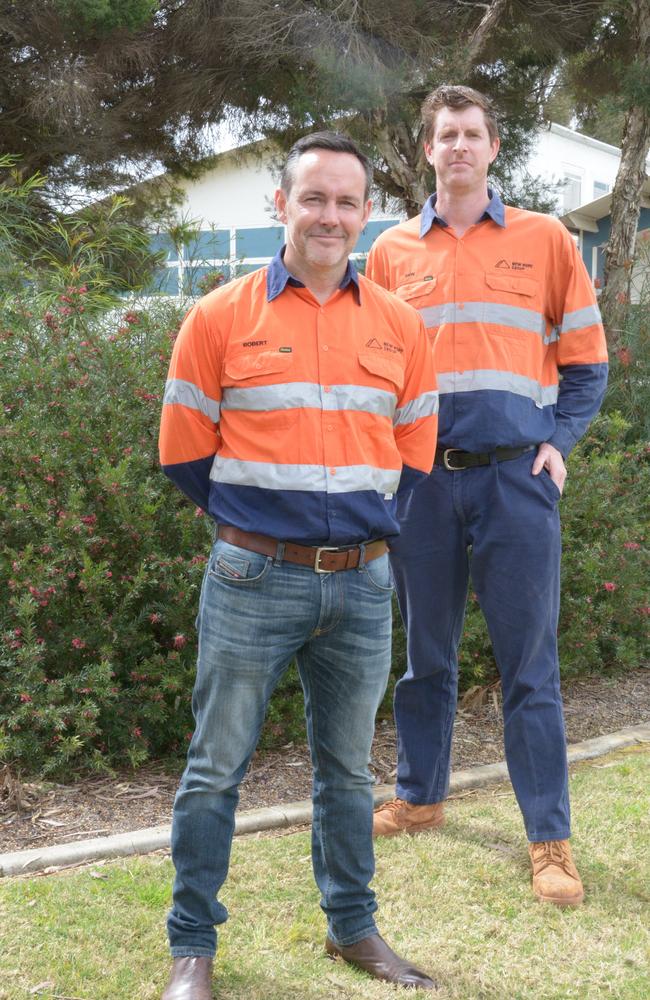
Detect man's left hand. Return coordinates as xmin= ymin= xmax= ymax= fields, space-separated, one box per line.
xmin=531 ymin=442 xmax=566 ymax=495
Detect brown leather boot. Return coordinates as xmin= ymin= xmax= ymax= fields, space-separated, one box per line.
xmin=326 ymin=933 xmax=438 ymax=990
xmin=373 ymin=798 xmax=445 ymax=837
xmin=529 ymin=839 xmax=584 ymax=907
xmin=161 ymin=957 xmax=214 ymax=1000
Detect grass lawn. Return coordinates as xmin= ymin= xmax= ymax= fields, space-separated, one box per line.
xmin=0 ymin=747 xmax=648 ymax=1000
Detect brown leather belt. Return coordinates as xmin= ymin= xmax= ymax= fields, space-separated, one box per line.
xmin=217 ymin=525 xmax=388 ymax=573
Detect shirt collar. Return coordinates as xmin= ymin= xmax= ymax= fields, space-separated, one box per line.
xmin=266 ymin=247 xmax=361 ymax=303
xmin=419 ymin=187 xmax=506 ymax=237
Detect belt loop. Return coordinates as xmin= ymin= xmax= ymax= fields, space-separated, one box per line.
xmin=489 ymin=452 xmax=498 ymax=465
xmin=273 ymin=541 xmax=285 ymax=566
xmin=357 ymin=542 xmax=367 ymax=570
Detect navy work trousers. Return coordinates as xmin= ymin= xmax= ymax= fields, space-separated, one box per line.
xmin=389 ymin=449 xmax=571 ymax=842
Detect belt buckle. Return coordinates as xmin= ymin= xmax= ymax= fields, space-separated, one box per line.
xmin=314 ymin=546 xmax=339 ymax=573
xmin=443 ymin=448 xmax=465 ymax=471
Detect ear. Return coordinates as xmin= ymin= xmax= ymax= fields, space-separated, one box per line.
xmin=423 ymin=141 xmax=434 ymax=166
xmin=489 ymin=137 xmax=500 ymax=164
xmin=361 ymin=199 xmax=372 ymax=228
xmin=274 ymin=188 xmax=288 ymax=223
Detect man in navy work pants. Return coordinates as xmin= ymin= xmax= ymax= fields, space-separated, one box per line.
xmin=158 ymin=132 xmax=439 ymax=999
xmin=367 ymin=85 xmax=608 ymax=907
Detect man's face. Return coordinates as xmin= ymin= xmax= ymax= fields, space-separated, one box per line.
xmin=275 ymin=149 xmax=371 ymax=276
xmin=424 ymin=105 xmax=499 ymax=194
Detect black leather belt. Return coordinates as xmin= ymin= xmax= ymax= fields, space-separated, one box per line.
xmin=217 ymin=525 xmax=388 ymax=573
xmin=435 ymin=445 xmax=535 ymax=471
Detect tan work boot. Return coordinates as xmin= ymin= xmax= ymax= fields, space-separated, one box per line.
xmin=373 ymin=798 xmax=445 ymax=838
xmin=528 ymin=839 xmax=584 ymax=907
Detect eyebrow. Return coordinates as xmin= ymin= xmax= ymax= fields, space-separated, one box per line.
xmin=300 ymin=188 xmax=362 ymax=203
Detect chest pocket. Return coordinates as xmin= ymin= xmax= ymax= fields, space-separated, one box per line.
xmin=485 ymin=273 xmax=539 ymax=302
xmin=224 ymin=350 xmax=294 ymax=383
xmin=223 ymin=350 xmax=297 ymax=429
xmin=393 ymin=276 xmax=439 ymax=307
xmin=358 ymin=351 xmax=405 ymax=395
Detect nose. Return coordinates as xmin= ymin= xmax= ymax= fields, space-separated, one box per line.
xmin=452 ymin=133 xmax=467 ymax=151
xmin=319 ymin=198 xmax=339 ymax=227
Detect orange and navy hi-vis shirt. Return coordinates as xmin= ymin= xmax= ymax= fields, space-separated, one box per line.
xmin=158 ymin=251 xmax=438 ymax=545
xmin=366 ymin=190 xmax=608 ymax=457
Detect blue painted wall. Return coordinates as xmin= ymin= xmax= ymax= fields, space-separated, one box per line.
xmin=581 ymin=207 xmax=650 ymax=284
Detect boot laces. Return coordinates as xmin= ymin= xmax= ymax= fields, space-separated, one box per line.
xmin=531 ymin=840 xmax=574 ymax=876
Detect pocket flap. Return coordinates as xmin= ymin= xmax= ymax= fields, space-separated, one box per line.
xmin=225 ymin=350 xmax=293 ymax=381
xmin=358 ymin=351 xmax=404 ymax=389
xmin=393 ymin=277 xmax=438 ymax=303
xmin=485 ymin=274 xmax=538 ymax=297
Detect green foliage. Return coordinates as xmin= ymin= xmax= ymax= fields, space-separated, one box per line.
xmin=54 ymin=0 xmax=156 ymax=34
xmin=0 ymin=297 xmax=212 ymax=775
xmin=0 ymin=157 xmax=161 ymax=311
xmin=557 ymin=413 xmax=649 ymax=677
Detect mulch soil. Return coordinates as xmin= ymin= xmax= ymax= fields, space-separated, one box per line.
xmin=1 ymin=669 xmax=649 ymax=856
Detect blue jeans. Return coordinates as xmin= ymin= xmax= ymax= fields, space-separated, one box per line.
xmin=167 ymin=539 xmax=394 ymax=957
xmin=390 ymin=451 xmax=570 ymax=842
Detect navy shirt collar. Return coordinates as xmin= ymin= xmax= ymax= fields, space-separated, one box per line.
xmin=266 ymin=247 xmax=361 ymax=303
xmin=419 ymin=187 xmax=506 ymax=237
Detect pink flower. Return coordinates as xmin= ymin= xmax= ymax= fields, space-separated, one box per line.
xmin=173 ymin=634 xmax=187 ymax=650
xmin=71 ymin=637 xmax=86 ymax=649
xmin=19 ymin=693 xmax=32 ymax=703
xmin=603 ymin=582 xmax=617 ymax=592
xmin=132 ymin=727 xmax=143 ymax=738
xmin=149 ymin=612 xmax=162 ymax=624
xmin=623 ymin=542 xmax=640 ymax=550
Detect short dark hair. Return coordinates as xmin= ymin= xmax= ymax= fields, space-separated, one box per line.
xmin=280 ymin=131 xmax=373 ymax=201
xmin=421 ymin=85 xmax=499 ymax=144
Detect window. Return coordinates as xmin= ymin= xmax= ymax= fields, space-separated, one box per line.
xmin=563 ymin=172 xmax=582 ymax=212
xmin=593 ymin=181 xmax=610 ymax=199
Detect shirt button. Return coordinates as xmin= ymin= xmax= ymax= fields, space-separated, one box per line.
xmin=458 ymin=303 xmax=464 ymax=310
xmin=323 ymin=386 xmax=331 ymax=393
xmin=322 ymin=345 xmax=329 ymax=351
xmin=255 ymin=362 xmax=262 ymax=368
xmin=326 ymin=424 xmax=334 ymax=431
xmin=330 ymin=468 xmax=337 ymax=475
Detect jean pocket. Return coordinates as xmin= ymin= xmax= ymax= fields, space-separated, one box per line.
xmin=208 ymin=541 xmax=272 ymax=584
xmin=360 ymin=553 xmax=394 ymax=593
xmin=537 ymin=468 xmax=562 ymax=502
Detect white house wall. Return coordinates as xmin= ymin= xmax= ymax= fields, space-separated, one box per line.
xmin=526 ymin=124 xmax=621 ymax=214
xmin=178 ymin=148 xmax=280 ymax=228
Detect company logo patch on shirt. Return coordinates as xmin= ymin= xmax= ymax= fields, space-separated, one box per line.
xmin=495 ymin=259 xmax=534 ymax=271
xmin=366 ymin=338 xmax=403 ymax=355
xmin=278 ymin=346 xmax=292 ymax=353
xmin=242 ymin=339 xmax=268 ymax=348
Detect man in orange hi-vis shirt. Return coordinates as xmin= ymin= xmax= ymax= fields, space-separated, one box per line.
xmin=158 ymin=133 xmax=439 ymax=999
xmin=367 ymin=86 xmax=608 ymax=909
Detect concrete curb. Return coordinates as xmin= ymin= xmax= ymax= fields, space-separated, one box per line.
xmin=1 ymin=722 xmax=648 ymax=878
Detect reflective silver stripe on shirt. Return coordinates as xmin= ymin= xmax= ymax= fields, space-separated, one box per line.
xmin=394 ymin=390 xmax=439 ymax=426
xmin=437 ymin=370 xmax=559 ymax=407
xmin=210 ymin=457 xmax=400 ymax=495
xmin=418 ymin=301 xmax=546 ymax=337
xmin=559 ymin=304 xmax=602 ymax=334
xmin=164 ymin=378 xmax=221 ymax=423
xmin=221 ymin=381 xmax=396 ymax=417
